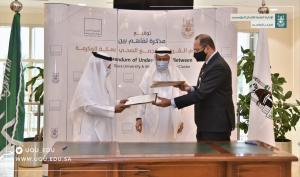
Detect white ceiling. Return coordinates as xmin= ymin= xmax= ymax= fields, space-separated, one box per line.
xmin=0 ymin=0 xmax=299 ymax=17
xmin=0 ymin=0 xmax=113 ymax=8
xmin=196 ymin=0 xmax=299 ymax=17
xmin=0 ymin=0 xmax=113 ymax=13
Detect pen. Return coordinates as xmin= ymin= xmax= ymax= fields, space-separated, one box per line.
xmin=245 ymin=141 xmax=258 ymax=146
xmin=62 ymin=145 xmax=68 ymax=151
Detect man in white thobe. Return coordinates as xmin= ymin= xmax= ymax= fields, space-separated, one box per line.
xmin=70 ymin=52 xmax=129 ymax=142
xmin=135 ymin=47 xmax=185 ymax=142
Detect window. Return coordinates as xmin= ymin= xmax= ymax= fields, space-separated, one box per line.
xmin=0 ymin=26 xmax=29 ymax=59
xmin=31 ymin=27 xmax=44 ymax=59
xmin=0 ymin=25 xmax=44 ymax=139
xmin=237 ymin=32 xmax=258 ymax=141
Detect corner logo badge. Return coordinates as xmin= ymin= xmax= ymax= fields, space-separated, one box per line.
xmin=275 ymin=13 xmax=287 ymax=28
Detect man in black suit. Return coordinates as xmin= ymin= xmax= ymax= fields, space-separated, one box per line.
xmin=153 ymin=34 xmax=235 ymax=141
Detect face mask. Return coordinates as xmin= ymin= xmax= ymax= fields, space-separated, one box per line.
xmin=193 ymin=50 xmax=207 ymax=62
xmin=156 ymin=61 xmax=169 ymax=72
xmin=105 ymin=67 xmax=111 ymax=77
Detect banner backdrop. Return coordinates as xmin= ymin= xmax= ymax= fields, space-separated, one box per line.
xmin=44 ymin=4 xmax=237 ymax=149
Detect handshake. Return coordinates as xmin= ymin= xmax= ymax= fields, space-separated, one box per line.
xmin=152 ymin=82 xmax=192 ymax=107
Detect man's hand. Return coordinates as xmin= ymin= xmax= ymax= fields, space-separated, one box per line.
xmin=152 ymin=96 xmax=171 ymax=107
xmin=135 ymin=118 xmax=143 ymax=133
xmin=115 ymin=99 xmax=130 ymax=113
xmin=177 ymin=122 xmax=184 ymax=134
xmin=174 ymin=82 xmax=192 ymax=92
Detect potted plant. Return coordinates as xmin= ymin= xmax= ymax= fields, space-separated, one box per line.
xmin=237 ymin=47 xmax=300 ymax=152
xmin=17 ymin=66 xmax=44 ymax=167
xmin=26 ymin=66 xmax=44 ymax=105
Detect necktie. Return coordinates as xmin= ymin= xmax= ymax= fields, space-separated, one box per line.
xmin=200 ymin=63 xmax=207 ymax=74
xmin=197 ymin=63 xmax=207 ymax=88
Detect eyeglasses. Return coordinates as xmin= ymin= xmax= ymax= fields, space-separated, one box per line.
xmin=194 ymin=47 xmax=205 ymax=53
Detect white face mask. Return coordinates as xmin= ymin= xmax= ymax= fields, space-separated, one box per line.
xmin=156 ymin=60 xmax=169 ymax=72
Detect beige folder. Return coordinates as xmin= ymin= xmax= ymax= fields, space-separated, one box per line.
xmin=150 ymin=81 xmax=185 ymax=88
xmin=124 ymin=93 xmax=158 ymax=106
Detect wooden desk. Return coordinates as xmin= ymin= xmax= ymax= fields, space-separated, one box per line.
xmin=43 ymin=141 xmax=298 ymax=177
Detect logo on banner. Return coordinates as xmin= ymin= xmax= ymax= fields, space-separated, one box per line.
xmin=275 ymin=13 xmax=287 ymax=28
xmin=250 ymin=77 xmax=273 ymax=119
xmin=181 ymin=18 xmax=194 ymax=39
xmin=84 ymin=18 xmax=103 ymax=37
xmin=51 ymin=128 xmax=59 ymax=139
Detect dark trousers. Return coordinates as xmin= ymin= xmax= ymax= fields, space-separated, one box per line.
xmin=196 ymin=132 xmax=231 ymax=142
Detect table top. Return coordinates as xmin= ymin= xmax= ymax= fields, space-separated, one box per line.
xmin=43 ymin=141 xmax=298 ymax=164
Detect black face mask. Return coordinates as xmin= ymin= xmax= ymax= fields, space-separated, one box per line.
xmin=193 ymin=50 xmax=207 ymax=62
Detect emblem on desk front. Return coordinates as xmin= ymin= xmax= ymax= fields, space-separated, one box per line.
xmin=250 ymin=77 xmax=273 ymax=119
xmin=181 ymin=18 xmax=194 ymax=39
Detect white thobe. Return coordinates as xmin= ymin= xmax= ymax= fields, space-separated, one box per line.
xmin=138 ymin=66 xmax=185 ymax=142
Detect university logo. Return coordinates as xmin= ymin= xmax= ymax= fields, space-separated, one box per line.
xmin=250 ymin=77 xmax=273 ymax=119
xmin=275 ymin=13 xmax=287 ymax=28
xmin=181 ymin=18 xmax=194 ymax=39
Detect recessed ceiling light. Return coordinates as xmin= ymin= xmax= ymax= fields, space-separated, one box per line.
xmin=78 ymin=3 xmax=86 ymax=6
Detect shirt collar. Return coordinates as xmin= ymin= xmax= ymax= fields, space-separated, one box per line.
xmin=205 ymin=50 xmax=217 ymax=64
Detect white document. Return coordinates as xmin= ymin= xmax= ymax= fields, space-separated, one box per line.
xmin=150 ymin=81 xmax=185 ymax=88
xmin=125 ymin=93 xmax=158 ymax=106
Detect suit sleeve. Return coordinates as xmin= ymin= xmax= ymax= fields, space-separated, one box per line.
xmin=174 ymin=65 xmax=226 ymax=109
